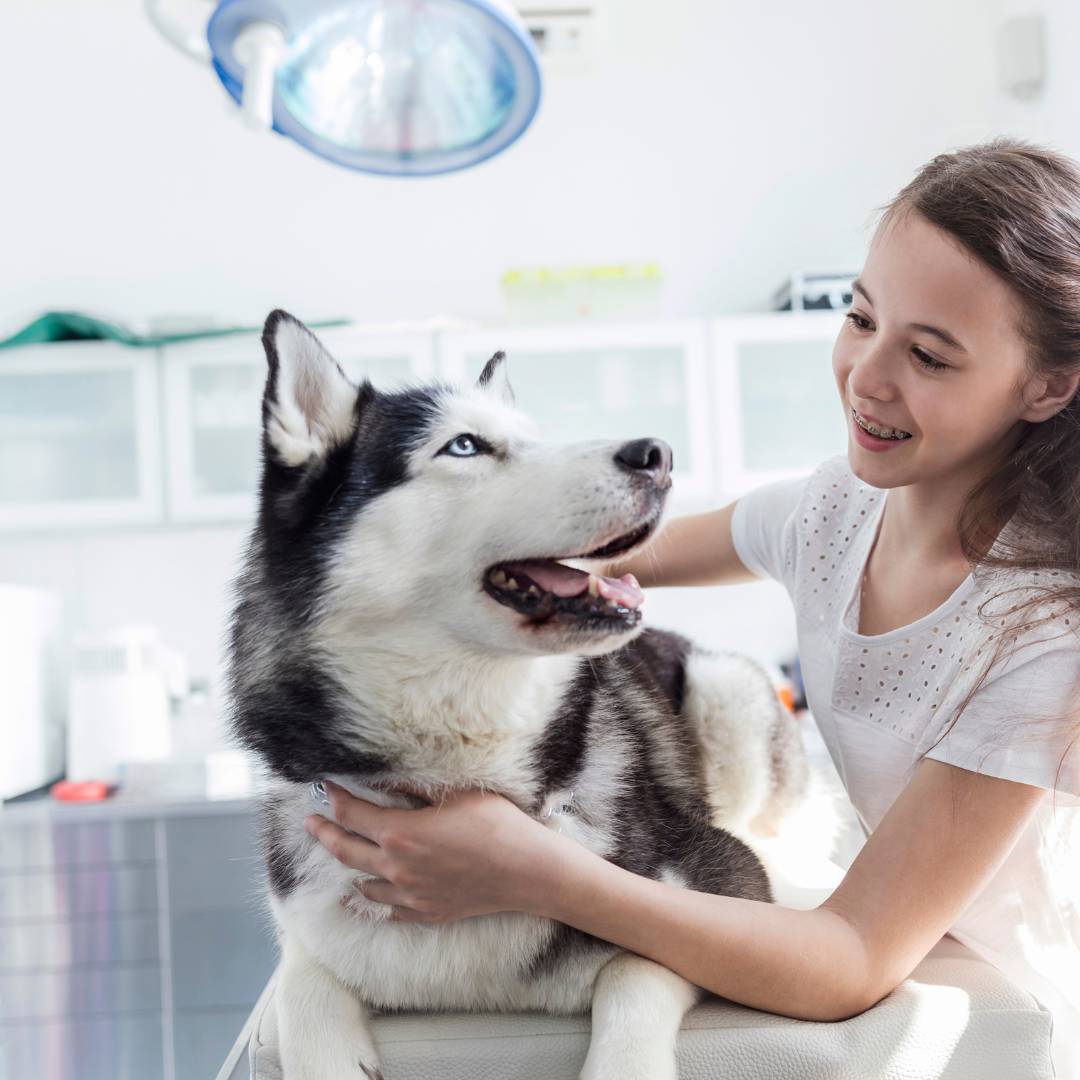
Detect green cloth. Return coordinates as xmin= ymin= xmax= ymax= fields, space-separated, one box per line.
xmin=0 ymin=312 xmax=348 ymax=350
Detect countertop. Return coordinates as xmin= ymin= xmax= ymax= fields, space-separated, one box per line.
xmin=0 ymin=755 xmax=266 ymax=824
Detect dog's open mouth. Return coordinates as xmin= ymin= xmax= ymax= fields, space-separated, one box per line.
xmin=482 ymin=518 xmax=656 ymax=630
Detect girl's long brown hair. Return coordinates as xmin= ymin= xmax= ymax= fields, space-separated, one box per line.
xmin=882 ymin=139 xmax=1080 ymax=810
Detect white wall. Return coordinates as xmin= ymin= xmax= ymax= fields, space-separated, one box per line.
xmin=3 ymin=0 xmax=1003 ymax=329
xmin=990 ymin=0 xmax=1080 ymax=157
xmin=4 ymin=0 xmax=1072 ymax=758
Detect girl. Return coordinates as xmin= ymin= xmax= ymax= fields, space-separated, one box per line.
xmin=305 ymin=139 xmax=1080 ymax=1077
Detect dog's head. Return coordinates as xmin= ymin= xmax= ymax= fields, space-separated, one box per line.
xmin=256 ymin=310 xmax=671 ymax=658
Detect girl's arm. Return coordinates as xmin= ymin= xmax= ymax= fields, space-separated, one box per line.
xmin=603 ymin=500 xmax=760 ymax=587
xmin=528 ymin=758 xmax=1046 ymax=1020
xmin=308 ymin=761 xmax=1046 ymax=1022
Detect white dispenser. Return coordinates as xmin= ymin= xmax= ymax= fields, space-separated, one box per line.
xmin=66 ymin=625 xmax=185 ymax=785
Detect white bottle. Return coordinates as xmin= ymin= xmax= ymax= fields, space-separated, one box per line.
xmin=66 ymin=625 xmax=175 ymax=785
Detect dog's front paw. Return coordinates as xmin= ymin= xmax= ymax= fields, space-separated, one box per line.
xmin=579 ymin=1047 xmax=677 ymax=1080
xmin=359 ymin=1065 xmax=384 ymax=1080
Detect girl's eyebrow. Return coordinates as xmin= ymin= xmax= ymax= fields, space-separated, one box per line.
xmin=911 ymin=323 xmax=968 ymax=354
xmin=852 ymin=278 xmax=968 ymax=354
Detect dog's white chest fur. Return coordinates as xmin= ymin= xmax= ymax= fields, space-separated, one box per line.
xmin=277 ymin=887 xmax=602 ymax=1014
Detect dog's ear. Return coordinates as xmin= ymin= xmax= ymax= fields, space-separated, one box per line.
xmin=260 ymin=310 xmax=372 ymax=467
xmin=476 ymin=350 xmax=515 ymax=406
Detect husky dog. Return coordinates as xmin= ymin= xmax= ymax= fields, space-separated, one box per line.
xmin=226 ymin=311 xmax=810 ymax=1080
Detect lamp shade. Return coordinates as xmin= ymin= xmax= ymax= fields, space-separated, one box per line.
xmin=206 ymin=0 xmax=542 ymax=175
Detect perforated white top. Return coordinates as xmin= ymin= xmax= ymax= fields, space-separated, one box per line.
xmin=732 ymin=455 xmax=1080 ymax=1078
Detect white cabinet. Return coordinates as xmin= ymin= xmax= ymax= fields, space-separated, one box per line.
xmin=162 ymin=329 xmax=434 ymax=522
xmin=710 ymin=312 xmax=847 ymax=496
xmin=0 ymin=314 xmax=850 ymax=531
xmin=439 ymin=321 xmax=714 ymax=499
xmin=0 ymin=343 xmax=162 ymax=530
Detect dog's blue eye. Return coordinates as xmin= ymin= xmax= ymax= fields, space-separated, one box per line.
xmin=437 ymin=433 xmax=495 ymax=458
xmin=445 ymin=434 xmax=479 ymax=457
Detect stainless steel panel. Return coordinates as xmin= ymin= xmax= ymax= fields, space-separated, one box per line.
xmin=0 ymin=865 xmax=158 ymax=921
xmin=174 ymin=1008 xmax=252 ymax=1080
xmin=170 ymin=908 xmax=276 ymax=1009
xmin=0 ymin=818 xmax=156 ymax=871
xmin=165 ymin=813 xmax=263 ymax=913
xmin=0 ymin=963 xmax=161 ymax=1021
xmin=0 ymin=913 xmax=160 ymax=971
xmin=0 ymin=1012 xmax=164 ymax=1080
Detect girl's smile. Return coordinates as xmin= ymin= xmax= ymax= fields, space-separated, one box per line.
xmin=850 ymin=407 xmax=912 ymax=452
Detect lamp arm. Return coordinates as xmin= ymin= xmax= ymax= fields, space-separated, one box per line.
xmin=145 ymin=0 xmax=214 ymax=63
xmin=233 ymin=22 xmax=287 ymax=130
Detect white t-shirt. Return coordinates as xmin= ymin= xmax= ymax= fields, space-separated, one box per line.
xmin=731 ymin=454 xmax=1080 ymax=1079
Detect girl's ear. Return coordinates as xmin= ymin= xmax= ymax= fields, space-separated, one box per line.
xmin=1020 ymin=369 xmax=1080 ymax=423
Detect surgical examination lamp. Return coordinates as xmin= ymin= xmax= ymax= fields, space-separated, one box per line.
xmin=145 ymin=0 xmax=543 ymax=175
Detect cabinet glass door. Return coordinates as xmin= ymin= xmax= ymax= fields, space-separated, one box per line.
xmin=163 ymin=329 xmax=434 ymax=522
xmin=439 ymin=322 xmax=713 ymax=499
xmin=188 ymin=359 xmax=263 ymax=503
xmin=0 ymin=343 xmax=162 ymax=530
xmin=711 ymin=313 xmax=847 ymax=496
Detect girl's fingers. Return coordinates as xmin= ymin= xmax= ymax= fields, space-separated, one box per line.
xmin=388 ymin=906 xmax=439 ymax=924
xmin=323 ymin=780 xmax=399 ymax=840
xmin=356 ymin=876 xmax=400 ymax=906
xmin=357 ymin=879 xmax=438 ymax=923
xmin=304 ymin=815 xmax=383 ymax=874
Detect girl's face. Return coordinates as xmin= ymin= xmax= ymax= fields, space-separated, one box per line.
xmin=832 ymin=208 xmax=1035 ymax=493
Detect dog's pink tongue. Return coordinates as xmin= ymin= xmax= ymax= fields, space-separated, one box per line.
xmin=596 ymin=573 xmax=645 ymax=609
xmin=502 ymin=561 xmax=644 ymax=610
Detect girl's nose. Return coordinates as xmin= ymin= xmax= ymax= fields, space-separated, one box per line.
xmin=848 ymin=345 xmax=898 ymax=404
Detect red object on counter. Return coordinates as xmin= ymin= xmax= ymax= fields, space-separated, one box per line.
xmin=50 ymin=780 xmax=114 ymax=802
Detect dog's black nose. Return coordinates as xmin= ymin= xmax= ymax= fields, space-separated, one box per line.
xmin=614 ymin=438 xmax=673 ymax=486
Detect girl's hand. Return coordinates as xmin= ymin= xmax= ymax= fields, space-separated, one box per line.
xmin=304 ymin=781 xmax=557 ymax=923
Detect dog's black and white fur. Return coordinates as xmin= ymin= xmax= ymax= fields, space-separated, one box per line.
xmin=226 ymin=311 xmax=811 ymax=1080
